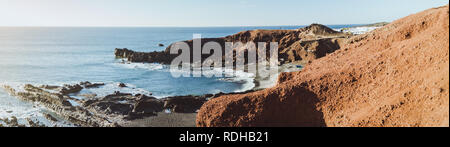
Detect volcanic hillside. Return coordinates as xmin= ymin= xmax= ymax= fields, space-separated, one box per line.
xmin=197 ymin=5 xmax=450 ymax=127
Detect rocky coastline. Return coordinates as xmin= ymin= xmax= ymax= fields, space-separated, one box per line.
xmin=1 ymin=22 xmax=406 ymax=127
xmin=1 ymin=24 xmax=356 ymax=127
xmin=1 ymin=82 xmax=256 ymax=127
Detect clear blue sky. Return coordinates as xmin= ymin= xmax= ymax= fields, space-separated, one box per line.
xmin=0 ymin=0 xmax=448 ymax=27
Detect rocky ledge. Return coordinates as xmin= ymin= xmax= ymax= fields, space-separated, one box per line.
xmin=1 ymin=82 xmax=255 ymax=127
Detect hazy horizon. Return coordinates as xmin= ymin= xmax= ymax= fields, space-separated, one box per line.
xmin=0 ymin=24 xmax=368 ymax=28
xmin=0 ymin=0 xmax=448 ymax=27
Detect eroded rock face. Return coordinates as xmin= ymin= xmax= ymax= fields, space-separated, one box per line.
xmin=115 ymin=24 xmax=352 ymax=65
xmin=22 ymin=84 xmax=73 ymax=107
xmin=114 ymin=48 xmax=177 ymax=64
xmin=3 ymin=84 xmax=116 ymax=127
xmin=197 ymin=5 xmax=450 ymax=127
xmin=280 ymin=38 xmax=345 ymax=63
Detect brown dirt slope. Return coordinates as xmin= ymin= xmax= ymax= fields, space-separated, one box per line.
xmin=197 ymin=5 xmax=449 ymax=127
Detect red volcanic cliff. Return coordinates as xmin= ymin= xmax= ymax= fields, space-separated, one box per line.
xmin=197 ymin=5 xmax=449 ymax=127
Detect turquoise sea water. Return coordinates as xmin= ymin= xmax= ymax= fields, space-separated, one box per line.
xmin=0 ymin=25 xmax=358 ymax=125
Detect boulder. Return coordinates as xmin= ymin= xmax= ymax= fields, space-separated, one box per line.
xmin=132 ymin=99 xmax=164 ymax=114
xmin=118 ymin=83 xmax=127 ymax=88
xmin=163 ymin=96 xmax=207 ymax=113
xmin=59 ymin=84 xmax=83 ymax=95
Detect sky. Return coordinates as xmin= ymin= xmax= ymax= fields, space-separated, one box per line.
xmin=0 ymin=0 xmax=448 ymax=27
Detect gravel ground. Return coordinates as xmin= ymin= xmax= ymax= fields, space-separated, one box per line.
xmin=120 ymin=112 xmax=197 ymax=127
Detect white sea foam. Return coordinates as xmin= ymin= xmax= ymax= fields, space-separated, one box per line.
xmin=218 ymin=68 xmax=256 ymax=92
xmin=169 ymin=66 xmax=256 ymax=93
xmin=252 ymin=63 xmax=303 ymax=90
xmin=335 ymin=26 xmax=380 ymax=35
xmin=114 ymin=61 xmax=257 ymax=94
xmin=0 ymin=86 xmax=75 ymax=127
xmin=75 ymin=82 xmax=154 ymax=99
xmin=113 ymin=62 xmax=165 ymax=71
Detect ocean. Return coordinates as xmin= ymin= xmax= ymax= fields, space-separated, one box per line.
xmin=0 ymin=25 xmax=359 ymax=126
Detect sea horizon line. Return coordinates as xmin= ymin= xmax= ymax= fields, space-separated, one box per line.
xmin=0 ymin=23 xmax=373 ymax=28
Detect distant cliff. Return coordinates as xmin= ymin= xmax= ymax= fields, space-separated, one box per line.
xmin=115 ymin=24 xmax=352 ymax=65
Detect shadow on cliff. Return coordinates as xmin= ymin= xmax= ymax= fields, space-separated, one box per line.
xmin=254 ymin=85 xmax=326 ymax=127
xmin=211 ymin=84 xmax=326 ymax=127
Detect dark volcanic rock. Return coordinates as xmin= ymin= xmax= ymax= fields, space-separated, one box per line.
xmin=39 ymin=85 xmax=60 ymax=90
xmin=93 ymin=101 xmax=133 ymax=115
xmin=163 ymin=96 xmax=208 ymax=113
xmin=133 ymin=99 xmax=163 ymax=113
xmin=59 ymin=84 xmax=83 ymax=95
xmin=127 ymin=99 xmax=164 ymax=119
xmin=115 ymin=48 xmax=177 ymax=64
xmin=118 ymin=83 xmax=127 ymax=88
xmin=80 ymin=81 xmax=105 ymax=88
xmin=103 ymin=91 xmax=132 ymax=101
xmin=135 ymin=94 xmax=155 ymax=101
